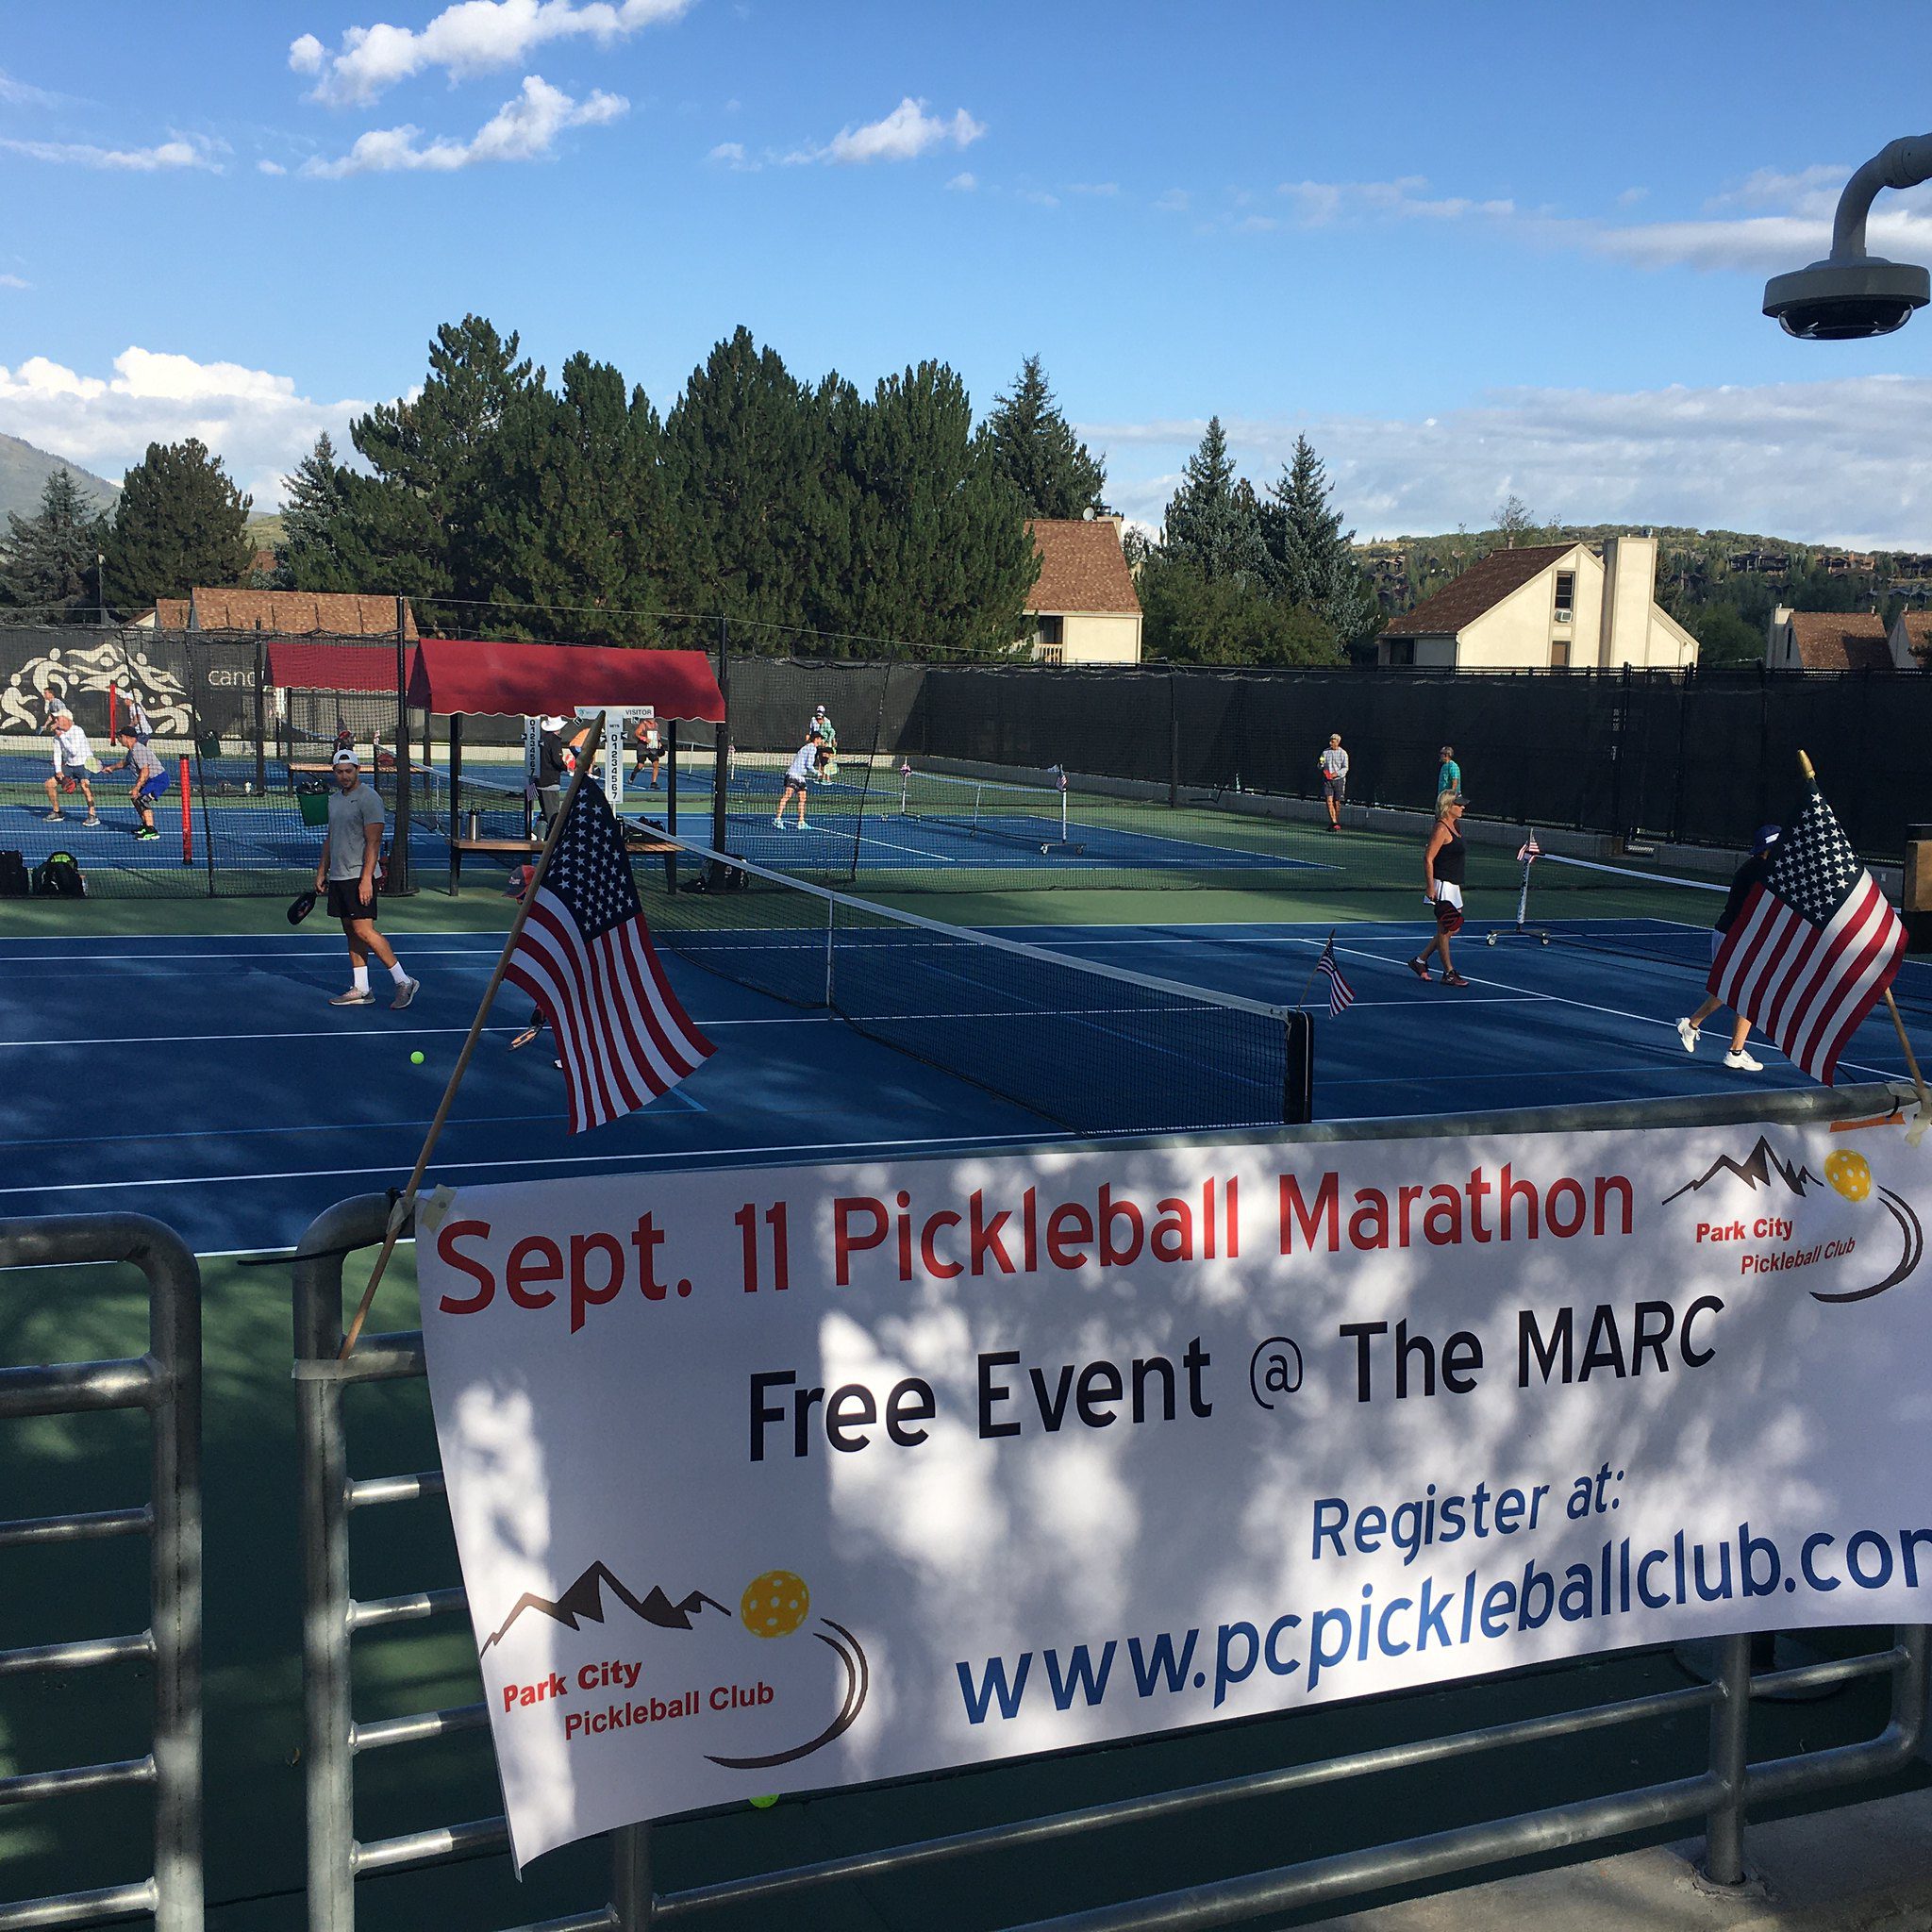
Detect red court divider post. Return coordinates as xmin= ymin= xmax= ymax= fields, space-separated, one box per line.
xmin=178 ymin=758 xmax=192 ymax=866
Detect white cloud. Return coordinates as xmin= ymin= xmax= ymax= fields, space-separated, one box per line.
xmin=0 ymin=275 xmax=28 ymax=291
xmin=0 ymin=347 xmax=369 ymax=508
xmin=1017 ymin=188 xmax=1059 ymax=208
xmin=945 ymin=171 xmax=975 ymax=192
xmin=294 ymin=0 xmax=690 ymax=108
xmin=257 ymin=158 xmax=288 ymax=176
xmin=1088 ymin=374 xmax=1932 ymax=551
xmin=0 ymin=136 xmax=221 ymax=173
xmin=1068 ymin=181 xmax=1117 ymax=197
xmin=1277 ymin=175 xmax=1516 ymax=225
xmin=0 ymin=69 xmax=72 ymax=108
xmin=708 ymin=140 xmax=756 ymax=171
xmin=790 ymin=97 xmax=985 ymax=166
xmin=303 ymin=75 xmax=626 ymax=177
xmin=1616 ymin=186 xmax=1648 ymax=208
xmin=1153 ymin=187 xmax=1189 ymax=214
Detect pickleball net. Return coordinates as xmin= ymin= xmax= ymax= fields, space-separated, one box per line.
xmin=1502 ymin=844 xmax=1932 ymax=1018
xmin=641 ymin=830 xmax=1311 ymax=1134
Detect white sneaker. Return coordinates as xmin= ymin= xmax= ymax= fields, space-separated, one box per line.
xmin=329 ymin=988 xmax=375 ymax=1007
xmin=796 ymin=820 xmax=810 ymax=832
xmin=1675 ymin=1017 xmax=1699 ymax=1055
xmin=391 ymin=977 xmax=420 ymax=1010
xmin=773 ymin=815 xmax=784 ymax=827
xmin=1724 ymin=1048 xmax=1763 ymax=1073
xmin=83 ymin=813 xmax=101 ymax=827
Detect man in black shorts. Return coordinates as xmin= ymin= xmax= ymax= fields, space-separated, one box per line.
xmin=313 ymin=749 xmax=418 ymax=1009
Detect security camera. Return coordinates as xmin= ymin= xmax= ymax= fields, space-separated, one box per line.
xmin=1762 ymin=256 xmax=1929 ymax=341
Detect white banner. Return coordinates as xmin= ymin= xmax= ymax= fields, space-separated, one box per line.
xmin=416 ymin=1114 xmax=1931 ymax=1866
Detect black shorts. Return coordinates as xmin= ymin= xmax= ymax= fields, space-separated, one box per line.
xmin=326 ymin=878 xmax=377 ymax=921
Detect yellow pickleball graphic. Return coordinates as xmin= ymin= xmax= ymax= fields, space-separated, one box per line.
xmin=741 ymin=1570 xmax=810 ymax=1639
xmin=1824 ymin=1149 xmax=1873 ymax=1203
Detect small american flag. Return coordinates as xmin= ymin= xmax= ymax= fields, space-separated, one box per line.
xmin=1710 ymin=785 xmax=1906 ymax=1086
xmin=1517 ymin=831 xmax=1542 ymax=864
xmin=505 ymin=780 xmax=714 ymax=1132
xmin=1316 ymin=933 xmax=1356 ymax=1017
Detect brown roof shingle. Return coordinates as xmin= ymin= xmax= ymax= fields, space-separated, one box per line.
xmin=1786 ymin=610 xmax=1889 ymax=672
xmin=160 ymin=590 xmax=419 ymax=638
xmin=1026 ymin=519 xmax=1141 ymax=616
xmin=1896 ymin=610 xmax=1932 ymax=665
xmin=1382 ymin=542 xmax=1574 ymax=638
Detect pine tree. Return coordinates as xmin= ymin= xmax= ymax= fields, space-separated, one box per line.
xmin=350 ymin=314 xmax=537 ymax=615
xmin=659 ymin=327 xmax=844 ymax=634
xmin=0 ymin=470 xmax=110 ymax=614
xmin=1140 ymin=553 xmax=1341 ymax=665
xmin=984 ymin=355 xmax=1107 ymax=520
xmin=1160 ymin=418 xmax=1265 ymax=581
xmin=474 ymin=354 xmax=673 ymax=642
xmin=828 ymin=360 xmax=1038 ymax=654
xmin=102 ymin=439 xmax=253 ymax=608
xmin=1261 ymin=434 xmax=1379 ymax=641
xmin=278 ymin=433 xmax=355 ymax=591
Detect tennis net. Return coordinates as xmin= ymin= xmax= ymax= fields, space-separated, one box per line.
xmin=640 ymin=830 xmax=1310 ymax=1135
xmin=1503 ymin=845 xmax=1932 ymax=1017
xmin=897 ymin=765 xmax=1074 ymax=851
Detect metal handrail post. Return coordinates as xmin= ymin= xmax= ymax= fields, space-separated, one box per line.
xmin=0 ymin=1213 xmax=205 ymax=1932
xmin=295 ymin=1194 xmax=394 ymax=1932
xmin=610 ymin=1824 xmax=653 ymax=1930
xmin=1700 ymin=1631 xmax=1753 ymax=1886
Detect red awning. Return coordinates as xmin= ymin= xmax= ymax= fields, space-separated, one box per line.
xmin=266 ymin=639 xmax=415 ymax=694
xmin=407 ymin=639 xmax=725 ymax=722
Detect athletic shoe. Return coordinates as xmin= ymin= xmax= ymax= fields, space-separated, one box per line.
xmin=391 ymin=977 xmax=420 ymax=1010
xmin=83 ymin=814 xmax=101 ymax=827
xmin=1724 ymin=1048 xmax=1764 ymax=1073
xmin=329 ymin=988 xmax=375 ymax=1007
xmin=1441 ymin=971 xmax=1471 ymax=987
xmin=44 ymin=810 xmax=64 ymax=821
xmin=1407 ymin=957 xmax=1431 ymax=982
xmin=135 ymin=826 xmax=159 ymax=841
xmin=797 ymin=820 xmax=810 ymax=832
xmin=1675 ymin=1017 xmax=1699 ymax=1054
xmin=773 ymin=815 xmax=785 ymax=827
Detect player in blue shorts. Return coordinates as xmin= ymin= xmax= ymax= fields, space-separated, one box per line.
xmin=102 ymin=725 xmax=171 ymax=840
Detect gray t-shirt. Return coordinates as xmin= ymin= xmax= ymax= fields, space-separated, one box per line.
xmin=325 ymin=781 xmax=386 ymax=880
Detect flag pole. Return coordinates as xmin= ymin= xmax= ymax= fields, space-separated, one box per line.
xmin=338 ymin=711 xmax=608 ymax=1361
xmin=1800 ymin=748 xmax=1928 ymax=1110
xmin=1293 ymin=929 xmax=1335 ymax=1011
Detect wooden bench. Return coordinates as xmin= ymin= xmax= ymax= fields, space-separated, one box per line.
xmin=446 ymin=826 xmax=682 ymax=896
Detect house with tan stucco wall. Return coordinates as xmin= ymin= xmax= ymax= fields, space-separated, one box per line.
xmin=1378 ymin=536 xmax=1697 ymax=671
xmin=1023 ymin=516 xmax=1142 ymax=664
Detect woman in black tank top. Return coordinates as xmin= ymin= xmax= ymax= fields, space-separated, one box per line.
xmin=1409 ymin=795 xmax=1471 ymax=987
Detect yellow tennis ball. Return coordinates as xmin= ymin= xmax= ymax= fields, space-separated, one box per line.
xmin=409 ymin=1050 xmax=425 ymax=1065
xmin=1824 ymin=1149 xmax=1872 ymax=1203
xmin=749 ymin=1793 xmax=778 ymax=1809
xmin=741 ymin=1570 xmax=809 ymax=1639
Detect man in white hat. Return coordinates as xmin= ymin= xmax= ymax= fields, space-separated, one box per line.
xmin=312 ymin=748 xmax=418 ymax=1009
xmin=535 ymin=715 xmax=570 ymax=829
xmin=42 ymin=707 xmax=99 ymax=825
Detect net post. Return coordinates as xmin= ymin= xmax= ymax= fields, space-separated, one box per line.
xmin=391 ymin=596 xmax=413 ymax=894
xmin=1168 ymin=669 xmax=1179 ymax=809
xmin=1282 ymin=1009 xmax=1313 ymax=1124
xmin=666 ymin=722 xmax=678 ymax=835
xmin=178 ymin=758 xmax=192 ymax=867
xmin=253 ymin=630 xmax=267 ymax=798
xmin=446 ymin=711 xmax=464 ymax=894
xmin=711 ymin=614 xmax=730 ymax=858
xmin=109 ymin=683 xmax=118 ymax=742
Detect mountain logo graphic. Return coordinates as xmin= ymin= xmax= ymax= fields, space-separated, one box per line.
xmin=480 ymin=1563 xmax=729 ymax=1654
xmin=1663 ymin=1135 xmax=1923 ymax=1305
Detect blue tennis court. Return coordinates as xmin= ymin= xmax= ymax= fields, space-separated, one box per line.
xmin=4 ymin=912 xmax=1924 ymax=1256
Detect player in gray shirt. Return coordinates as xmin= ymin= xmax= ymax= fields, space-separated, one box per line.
xmin=313 ymin=750 xmax=419 ymax=1009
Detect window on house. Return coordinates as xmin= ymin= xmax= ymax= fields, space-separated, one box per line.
xmin=1034 ymin=614 xmax=1063 ymax=649
xmin=1385 ymin=639 xmax=1415 ymax=666
xmin=1550 ymin=638 xmax=1571 ymax=669
xmin=1554 ymin=571 xmax=1574 ymax=621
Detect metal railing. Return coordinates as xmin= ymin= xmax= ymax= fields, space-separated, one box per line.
xmin=292 ymin=1083 xmax=1929 ymax=1931
xmin=0 ymin=1215 xmax=204 ymax=1932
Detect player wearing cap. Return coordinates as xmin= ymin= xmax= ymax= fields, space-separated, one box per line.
xmin=807 ymin=705 xmax=836 ymax=754
xmin=1408 ymin=793 xmax=1471 ymax=987
xmin=1435 ymin=744 xmax=1461 ymax=805
xmin=774 ymin=737 xmax=826 ymax=830
xmin=42 ymin=708 xmax=99 ymax=825
xmin=1318 ymin=733 xmax=1349 ymax=831
xmin=102 ymin=726 xmax=170 ymax=840
xmin=1674 ymin=824 xmax=1781 ymax=1073
xmin=534 ymin=715 xmax=570 ymax=829
xmin=314 ymin=749 xmax=419 ymax=1009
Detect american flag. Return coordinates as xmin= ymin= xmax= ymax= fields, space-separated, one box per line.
xmin=504 ymin=780 xmax=714 ymax=1132
xmin=1517 ymin=830 xmax=1542 ymax=864
xmin=1316 ymin=933 xmax=1356 ymax=1017
xmin=1709 ymin=785 xmax=1906 ymax=1086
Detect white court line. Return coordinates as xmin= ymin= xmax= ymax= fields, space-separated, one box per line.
xmin=1 ymin=1013 xmax=834 ymax=1050
xmin=0 ymin=1127 xmax=1074 ymax=1198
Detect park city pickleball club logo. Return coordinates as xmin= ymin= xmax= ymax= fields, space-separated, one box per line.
xmin=478 ymin=1559 xmax=868 ymax=1769
xmin=1663 ymin=1133 xmax=1923 ymax=1304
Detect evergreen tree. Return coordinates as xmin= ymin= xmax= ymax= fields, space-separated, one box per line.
xmin=277 ymin=433 xmax=357 ymax=591
xmin=102 ymin=439 xmax=253 ymax=608
xmin=828 ymin=360 xmax=1039 ymax=654
xmin=984 ymin=355 xmax=1107 ymax=519
xmin=473 ymin=354 xmax=673 ymax=642
xmin=0 ymin=469 xmax=110 ymax=614
xmin=1261 ymin=434 xmax=1379 ymax=642
xmin=1160 ymin=418 xmax=1265 ymax=580
xmin=1140 ymin=554 xmax=1341 ymax=665
xmin=350 ymin=314 xmax=537 ymax=614
xmin=659 ymin=327 xmax=845 ymax=634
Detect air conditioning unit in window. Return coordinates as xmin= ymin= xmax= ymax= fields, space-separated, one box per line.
xmin=1555 ymin=608 xmax=1572 ymax=622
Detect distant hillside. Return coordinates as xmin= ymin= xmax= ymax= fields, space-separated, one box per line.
xmin=1357 ymin=522 xmax=1926 ymax=620
xmin=0 ymin=434 xmax=118 ymax=525
xmin=248 ymin=511 xmax=287 ymax=547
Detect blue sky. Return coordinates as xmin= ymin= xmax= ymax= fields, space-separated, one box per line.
xmin=5 ymin=0 xmax=1932 ymax=544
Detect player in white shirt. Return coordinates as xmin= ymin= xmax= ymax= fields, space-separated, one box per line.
xmin=773 ymin=739 xmax=826 ymax=831
xmin=1318 ymin=733 xmax=1350 ymax=831
xmin=42 ymin=708 xmax=99 ymax=825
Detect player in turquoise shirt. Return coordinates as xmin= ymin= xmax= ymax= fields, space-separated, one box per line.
xmin=1436 ymin=744 xmax=1461 ymax=802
